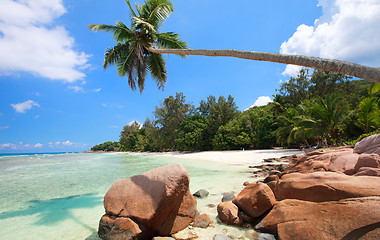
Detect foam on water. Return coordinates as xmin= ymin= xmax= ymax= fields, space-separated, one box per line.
xmin=0 ymin=150 xmax=302 ymax=239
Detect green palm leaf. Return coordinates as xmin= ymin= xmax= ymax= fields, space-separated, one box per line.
xmin=89 ymin=0 xmax=187 ymax=92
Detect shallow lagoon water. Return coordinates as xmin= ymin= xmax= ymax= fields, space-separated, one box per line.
xmin=0 ymin=150 xmax=301 ymax=239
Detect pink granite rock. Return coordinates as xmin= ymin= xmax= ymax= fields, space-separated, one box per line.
xmin=102 ymin=163 xmax=197 ymax=237
xmin=232 ymin=182 xmax=275 ymax=218
xmin=256 ymin=197 xmax=380 ymax=240
xmin=275 ymin=171 xmax=380 ymax=202
xmin=217 ymin=202 xmax=243 ymax=226
xmin=354 ymin=134 xmax=380 ymax=155
xmin=354 ymin=154 xmax=380 ymax=172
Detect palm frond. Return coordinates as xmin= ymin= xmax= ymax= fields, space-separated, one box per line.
xmin=89 ymin=23 xmax=134 ymax=43
xmin=132 ymin=16 xmax=156 ymax=33
xmin=148 ymin=52 xmax=167 ymax=89
xmin=103 ymin=43 xmax=128 ymax=69
xmin=148 ymin=3 xmax=173 ymax=28
xmin=156 ymin=32 xmax=188 ymax=48
xmin=125 ymin=0 xmax=137 ymax=17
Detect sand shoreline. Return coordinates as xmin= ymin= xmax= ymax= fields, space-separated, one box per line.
xmin=111 ymin=148 xmax=304 ymax=166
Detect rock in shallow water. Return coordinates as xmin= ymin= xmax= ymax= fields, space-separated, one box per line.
xmin=99 ymin=163 xmax=197 ymax=239
xmin=217 ymin=202 xmax=243 ymax=226
xmin=193 ymin=189 xmax=209 ymax=198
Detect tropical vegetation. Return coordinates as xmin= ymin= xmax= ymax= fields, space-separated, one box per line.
xmin=91 ymin=69 xmax=379 ymax=152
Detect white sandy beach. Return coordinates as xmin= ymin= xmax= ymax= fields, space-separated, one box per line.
xmin=119 ymin=148 xmax=304 ymax=166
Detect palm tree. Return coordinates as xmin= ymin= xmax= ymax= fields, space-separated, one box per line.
xmin=298 ymin=95 xmax=348 ymax=144
xmin=91 ymin=0 xmax=380 ymax=92
xmin=356 ymin=96 xmax=380 ymax=133
xmin=89 ymin=0 xmax=187 ymax=92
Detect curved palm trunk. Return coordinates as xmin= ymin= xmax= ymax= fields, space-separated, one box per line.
xmin=148 ymin=48 xmax=380 ymax=83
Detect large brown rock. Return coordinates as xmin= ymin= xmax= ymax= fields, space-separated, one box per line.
xmin=354 ymin=167 xmax=380 ymax=177
xmin=232 ymin=182 xmax=275 ymax=218
xmin=283 ymin=147 xmax=354 ymax=174
xmin=354 ymin=154 xmax=380 ymax=172
xmin=217 ymin=202 xmax=243 ymax=226
xmin=354 ymin=134 xmax=380 ymax=155
xmin=275 ymin=171 xmax=380 ymax=202
xmin=328 ymin=152 xmax=359 ymax=175
xmin=101 ymin=163 xmax=197 ymax=238
xmin=256 ymin=197 xmax=380 ymax=240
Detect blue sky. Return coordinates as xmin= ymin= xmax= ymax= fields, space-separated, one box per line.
xmin=1 ymin=0 xmax=379 ymax=153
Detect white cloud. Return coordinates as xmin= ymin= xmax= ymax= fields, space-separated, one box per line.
xmin=245 ymin=96 xmax=273 ymax=111
xmin=0 ymin=140 xmax=87 ymax=151
xmin=34 ymin=143 xmax=43 ymax=148
xmin=68 ymin=85 xmax=84 ymax=93
xmin=101 ymin=103 xmax=123 ymax=109
xmin=11 ymin=100 xmax=40 ymax=113
xmin=128 ymin=121 xmax=142 ymax=128
xmin=0 ymin=0 xmax=90 ymax=82
xmin=94 ymin=88 xmax=102 ymax=92
xmin=282 ymin=65 xmax=303 ymax=77
xmin=0 ymin=126 xmax=9 ymax=131
xmin=281 ymin=0 xmax=380 ymax=75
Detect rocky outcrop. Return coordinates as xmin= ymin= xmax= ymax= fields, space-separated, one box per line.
xmin=275 ymin=171 xmax=380 ymax=202
xmin=217 ymin=202 xmax=243 ymax=226
xmin=328 ymin=151 xmax=359 ymax=175
xmin=99 ymin=163 xmax=197 ymax=239
xmin=232 ymin=183 xmax=275 ymax=218
xmin=282 ymin=147 xmax=355 ymax=174
xmin=354 ymin=167 xmax=380 ymax=177
xmin=354 ymin=154 xmax=380 ymax=172
xmin=256 ymin=197 xmax=380 ymax=240
xmin=354 ymin=134 xmax=380 ymax=155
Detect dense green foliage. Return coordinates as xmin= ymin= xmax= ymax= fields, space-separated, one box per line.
xmin=91 ymin=141 xmax=121 ymax=152
xmin=91 ymin=69 xmax=379 ymax=152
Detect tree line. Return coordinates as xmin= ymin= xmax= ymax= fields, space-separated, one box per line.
xmin=91 ymin=69 xmax=380 ymax=152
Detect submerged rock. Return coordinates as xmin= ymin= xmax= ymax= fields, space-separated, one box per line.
xmin=256 ymin=197 xmax=380 ymax=240
xmin=99 ymin=163 xmax=197 ymax=239
xmin=193 ymin=189 xmax=209 ymax=198
xmin=221 ymin=192 xmax=235 ymax=202
xmin=192 ymin=213 xmax=212 ymax=228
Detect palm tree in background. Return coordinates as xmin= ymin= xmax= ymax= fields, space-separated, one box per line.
xmin=298 ymin=96 xmax=348 ymax=144
xmin=89 ymin=0 xmax=187 ymax=92
xmin=356 ymin=96 xmax=380 ymax=133
xmin=90 ymin=0 xmax=380 ymax=92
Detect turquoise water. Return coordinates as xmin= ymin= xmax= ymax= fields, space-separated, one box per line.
xmin=0 ymin=151 xmax=299 ymax=239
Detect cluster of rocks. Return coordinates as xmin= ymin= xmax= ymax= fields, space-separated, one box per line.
xmin=97 ymin=134 xmax=380 ymax=240
xmin=216 ymin=134 xmax=380 ymax=239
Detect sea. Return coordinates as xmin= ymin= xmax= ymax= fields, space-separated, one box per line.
xmin=0 ymin=150 xmax=302 ymax=239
